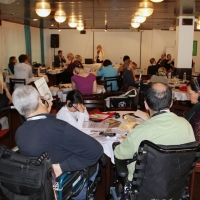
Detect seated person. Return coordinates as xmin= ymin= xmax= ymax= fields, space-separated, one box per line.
xmin=74 ymin=54 xmax=82 ymax=63
xmin=12 ymin=85 xmax=103 ymax=200
xmin=98 ymin=59 xmax=118 ymax=91
xmin=114 ymin=82 xmax=195 ymax=181
xmin=185 ymin=79 xmax=200 ymax=141
xmin=123 ymin=59 xmax=136 ymax=87
xmin=57 ymin=90 xmax=89 ymax=130
xmin=14 ymin=54 xmax=32 ymax=85
xmin=63 ymin=53 xmax=74 ymax=83
xmin=0 ymin=72 xmax=12 ymax=130
xmin=147 ymin=58 xmax=159 ymax=76
xmin=54 ymin=50 xmax=66 ymax=68
xmin=165 ymin=54 xmax=174 ymax=72
xmin=71 ymin=61 xmax=97 ymax=94
xmin=8 ymin=56 xmax=17 ymax=75
xmin=118 ymin=55 xmax=130 ymax=75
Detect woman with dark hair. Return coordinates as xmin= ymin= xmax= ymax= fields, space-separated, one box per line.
xmin=97 ymin=59 xmax=118 ymax=91
xmin=56 ymin=90 xmax=89 ymax=129
xmin=122 ymin=59 xmax=136 ymax=87
xmin=71 ymin=60 xmax=97 ymax=94
xmin=185 ymin=79 xmax=200 ymax=141
xmin=165 ymin=54 xmax=174 ymax=72
xmin=8 ymin=56 xmax=17 ymax=75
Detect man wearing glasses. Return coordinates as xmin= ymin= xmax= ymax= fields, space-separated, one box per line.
xmin=12 ymin=85 xmax=103 ymax=200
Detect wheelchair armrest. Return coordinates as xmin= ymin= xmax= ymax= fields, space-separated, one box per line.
xmin=112 ymin=142 xmax=120 ymax=150
xmin=115 ymin=157 xmax=135 ymax=178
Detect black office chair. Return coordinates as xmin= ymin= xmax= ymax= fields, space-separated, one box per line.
xmin=104 ymin=76 xmax=121 ymax=91
xmin=9 ymin=78 xmax=26 ymax=94
xmin=110 ymin=140 xmax=200 ymax=200
xmin=0 ymin=145 xmax=106 ymax=200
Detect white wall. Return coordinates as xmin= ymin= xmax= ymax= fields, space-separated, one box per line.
xmin=2 ymin=21 xmax=200 ymax=74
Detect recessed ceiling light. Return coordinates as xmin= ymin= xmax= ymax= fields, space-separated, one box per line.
xmin=51 ymin=24 xmax=54 ymax=26
xmin=33 ymin=19 xmax=38 ymax=21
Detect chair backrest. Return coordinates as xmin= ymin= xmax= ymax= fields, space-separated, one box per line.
xmin=10 ymin=78 xmax=26 ymax=94
xmin=82 ymin=93 xmax=106 ymax=111
xmin=104 ymin=76 xmax=121 ymax=91
xmin=131 ymin=140 xmax=200 ymax=200
xmin=97 ymin=79 xmax=112 ymax=92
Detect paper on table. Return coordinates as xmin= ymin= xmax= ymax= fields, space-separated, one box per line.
xmin=34 ymin=77 xmax=53 ymax=102
xmin=82 ymin=121 xmax=109 ymax=129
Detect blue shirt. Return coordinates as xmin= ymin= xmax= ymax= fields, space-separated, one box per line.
xmin=98 ymin=65 xmax=118 ymax=91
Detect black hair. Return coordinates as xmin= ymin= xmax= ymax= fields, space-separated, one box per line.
xmin=123 ymin=55 xmax=130 ymax=62
xmin=18 ymin=54 xmax=27 ymax=63
xmin=103 ymin=59 xmax=112 ymax=67
xmin=66 ymin=90 xmax=84 ymax=104
xmin=144 ymin=82 xmax=172 ymax=111
xmin=9 ymin=56 xmax=16 ymax=64
xmin=73 ymin=60 xmax=84 ymax=69
xmin=58 ymin=50 xmax=62 ymax=54
xmin=187 ymin=79 xmax=200 ymax=102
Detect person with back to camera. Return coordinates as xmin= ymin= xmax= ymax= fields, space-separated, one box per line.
xmin=114 ymin=82 xmax=195 ymax=181
xmin=97 ymin=59 xmax=118 ymax=91
xmin=95 ymin=45 xmax=104 ymax=63
xmin=14 ymin=54 xmax=32 ymax=85
xmin=57 ymin=90 xmax=89 ymax=130
xmin=71 ymin=60 xmax=97 ymax=94
xmin=185 ymin=79 xmax=200 ymax=141
xmin=118 ymin=55 xmax=130 ymax=75
xmin=147 ymin=58 xmax=159 ymax=76
xmin=12 ymin=85 xmax=103 ymax=200
xmin=8 ymin=56 xmax=17 ymax=75
xmin=122 ymin=59 xmax=136 ymax=88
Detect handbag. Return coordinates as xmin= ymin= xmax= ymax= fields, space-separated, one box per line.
xmin=0 ymin=145 xmax=54 ymax=200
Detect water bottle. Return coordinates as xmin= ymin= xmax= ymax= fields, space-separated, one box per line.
xmin=183 ymin=72 xmax=187 ymax=81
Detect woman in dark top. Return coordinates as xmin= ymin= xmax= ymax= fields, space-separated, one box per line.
xmin=165 ymin=54 xmax=174 ymax=72
xmin=8 ymin=56 xmax=17 ymax=75
xmin=122 ymin=59 xmax=136 ymax=87
xmin=185 ymin=79 xmax=200 ymax=141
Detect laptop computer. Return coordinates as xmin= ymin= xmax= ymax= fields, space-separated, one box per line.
xmin=85 ymin=58 xmax=93 ymax=64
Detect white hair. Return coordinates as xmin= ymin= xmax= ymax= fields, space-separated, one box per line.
xmin=12 ymin=85 xmax=39 ymax=117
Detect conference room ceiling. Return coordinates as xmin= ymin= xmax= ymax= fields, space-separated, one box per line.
xmin=0 ymin=0 xmax=200 ymax=30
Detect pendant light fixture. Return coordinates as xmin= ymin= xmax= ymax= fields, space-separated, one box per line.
xmin=54 ymin=10 xmax=67 ymax=23
xmin=131 ymin=19 xmax=140 ymax=28
xmin=35 ymin=2 xmax=51 ymax=17
xmin=138 ymin=0 xmax=154 ymax=17
xmin=68 ymin=16 xmax=77 ymax=28
xmin=150 ymin=0 xmax=164 ymax=2
xmin=76 ymin=20 xmax=84 ymax=31
xmin=0 ymin=0 xmax=15 ymax=4
xmin=134 ymin=12 xmax=146 ymax=23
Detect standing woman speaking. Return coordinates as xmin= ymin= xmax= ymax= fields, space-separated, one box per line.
xmin=95 ymin=45 xmax=104 ymax=63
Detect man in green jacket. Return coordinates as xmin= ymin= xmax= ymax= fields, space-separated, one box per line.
xmin=114 ymin=82 xmax=195 ymax=181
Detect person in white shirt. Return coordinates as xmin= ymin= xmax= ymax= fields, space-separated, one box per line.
xmin=56 ymin=90 xmax=89 ymax=130
xmin=14 ymin=54 xmax=32 ymax=85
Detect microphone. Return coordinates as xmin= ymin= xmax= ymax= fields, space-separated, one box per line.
xmin=137 ymin=69 xmax=143 ymax=74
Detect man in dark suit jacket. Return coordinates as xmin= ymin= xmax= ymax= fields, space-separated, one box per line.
xmin=147 ymin=58 xmax=159 ymax=76
xmin=54 ymin=50 xmax=66 ymax=67
xmin=156 ymin=53 xmax=167 ymax=68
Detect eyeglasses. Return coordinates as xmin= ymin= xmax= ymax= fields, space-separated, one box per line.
xmin=40 ymin=97 xmax=49 ymax=107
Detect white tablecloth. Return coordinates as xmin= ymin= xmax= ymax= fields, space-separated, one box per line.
xmin=6 ymin=75 xmax=49 ymax=83
xmin=46 ymin=68 xmax=64 ymax=75
xmin=50 ymin=84 xmax=105 ymax=102
xmin=82 ymin=110 xmax=149 ymax=164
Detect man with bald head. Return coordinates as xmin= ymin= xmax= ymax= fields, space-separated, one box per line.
xmin=114 ymin=82 xmax=195 ymax=181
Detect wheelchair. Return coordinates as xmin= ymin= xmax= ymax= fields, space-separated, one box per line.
xmin=0 ymin=145 xmax=106 ymax=200
xmin=109 ymin=140 xmax=200 ymax=200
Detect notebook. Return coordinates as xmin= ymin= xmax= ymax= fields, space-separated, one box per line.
xmin=85 ymin=58 xmax=93 ymax=64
